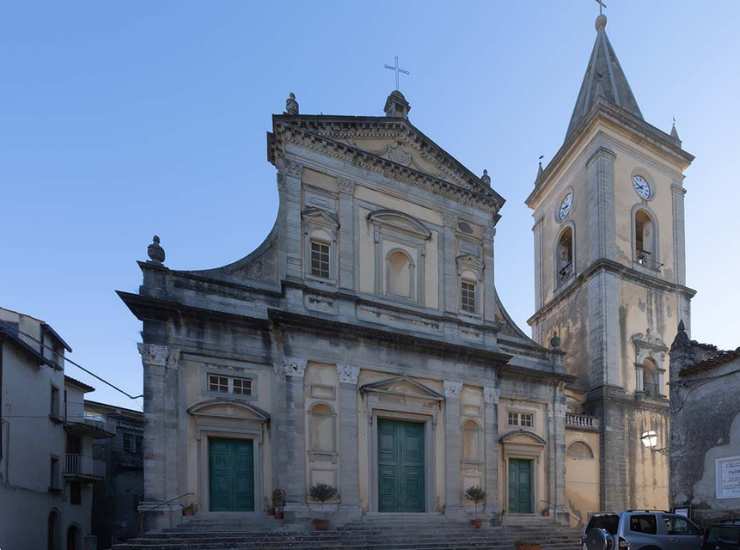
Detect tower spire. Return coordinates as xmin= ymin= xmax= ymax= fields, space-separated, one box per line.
xmin=565 ymin=13 xmax=643 ymax=141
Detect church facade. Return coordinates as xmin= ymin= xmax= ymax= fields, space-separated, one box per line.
xmin=119 ymin=13 xmax=694 ymax=529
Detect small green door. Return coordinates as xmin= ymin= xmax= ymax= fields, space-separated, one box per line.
xmin=508 ymin=458 xmax=533 ymax=513
xmin=378 ymin=419 xmax=425 ymax=512
xmin=209 ymin=438 xmax=254 ymax=512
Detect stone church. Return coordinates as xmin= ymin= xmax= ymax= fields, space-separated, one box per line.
xmin=119 ymin=13 xmax=694 ymax=529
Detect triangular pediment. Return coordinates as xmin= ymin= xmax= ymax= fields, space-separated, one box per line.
xmin=270 ymin=115 xmax=505 ymax=211
xmin=360 ymin=376 xmax=444 ymax=401
xmin=187 ymin=399 xmax=270 ymax=422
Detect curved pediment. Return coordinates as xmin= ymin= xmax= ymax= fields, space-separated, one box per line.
xmin=187 ymin=399 xmax=270 ymax=423
xmin=360 ymin=376 xmax=444 ymax=401
xmin=367 ymin=209 xmax=432 ymax=240
xmin=499 ymin=429 xmax=546 ymax=446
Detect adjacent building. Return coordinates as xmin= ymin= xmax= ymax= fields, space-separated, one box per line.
xmin=87 ymin=400 xmax=145 ymax=547
xmin=0 ymin=307 xmax=113 ymax=550
xmin=670 ymin=323 xmax=740 ymax=525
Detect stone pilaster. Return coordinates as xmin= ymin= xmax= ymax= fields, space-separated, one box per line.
xmin=279 ymin=357 xmax=308 ymax=514
xmin=337 ymin=179 xmax=356 ymax=291
xmin=532 ymin=215 xmax=544 ymax=311
xmin=442 ymin=213 xmax=458 ymax=314
xmin=138 ymin=343 xmax=182 ymax=530
xmin=551 ymin=382 xmax=568 ymax=524
xmin=483 ymin=386 xmax=499 ymax=516
xmin=671 ymin=182 xmax=687 ymax=286
xmin=586 ymin=147 xmax=616 ymax=263
xmin=336 ymin=364 xmax=361 ymax=517
xmin=483 ymin=224 xmax=497 ymax=323
xmin=278 ymin=160 xmax=304 ymax=280
xmin=443 ymin=380 xmax=463 ymax=517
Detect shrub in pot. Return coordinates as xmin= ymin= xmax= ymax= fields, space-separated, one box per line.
xmin=464 ymin=486 xmax=487 ymax=528
xmin=308 ymin=483 xmax=337 ymax=530
xmin=272 ymin=488 xmax=286 ymax=520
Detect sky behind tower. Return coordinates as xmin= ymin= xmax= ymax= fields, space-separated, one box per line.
xmin=2 ymin=1 xmax=739 ymax=408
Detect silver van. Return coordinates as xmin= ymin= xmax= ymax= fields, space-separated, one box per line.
xmin=582 ymin=510 xmax=703 ymax=550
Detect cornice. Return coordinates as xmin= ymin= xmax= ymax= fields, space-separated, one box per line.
xmin=528 ymin=257 xmax=697 ymax=326
xmin=527 ymin=101 xmax=694 ymax=207
xmin=270 ymin=116 xmax=505 ymax=212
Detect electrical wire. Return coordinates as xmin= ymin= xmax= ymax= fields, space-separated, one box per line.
xmin=12 ymin=328 xmax=142 ymax=400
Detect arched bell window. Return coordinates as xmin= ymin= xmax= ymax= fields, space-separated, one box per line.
xmin=635 ymin=209 xmax=656 ymax=267
xmin=642 ymin=358 xmax=659 ymax=397
xmin=556 ymin=226 xmax=574 ymax=286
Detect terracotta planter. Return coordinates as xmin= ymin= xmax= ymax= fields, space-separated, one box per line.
xmin=275 ymin=510 xmax=284 ymax=520
xmin=515 ymin=543 xmax=542 ymax=550
xmin=470 ymin=518 xmax=482 ymax=528
xmin=312 ymin=518 xmax=330 ymax=530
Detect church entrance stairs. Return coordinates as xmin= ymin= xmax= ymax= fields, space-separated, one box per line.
xmin=112 ymin=514 xmax=582 ymax=550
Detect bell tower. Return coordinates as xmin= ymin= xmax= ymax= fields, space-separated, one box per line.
xmin=526 ymin=13 xmax=695 ymax=511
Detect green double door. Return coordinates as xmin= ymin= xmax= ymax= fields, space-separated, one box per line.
xmin=378 ymin=419 xmax=425 ymax=513
xmin=209 ymin=438 xmax=254 ymax=512
xmin=508 ymin=458 xmax=533 ymax=513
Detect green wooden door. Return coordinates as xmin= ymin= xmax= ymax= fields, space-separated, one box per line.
xmin=378 ymin=419 xmax=425 ymax=512
xmin=508 ymin=458 xmax=533 ymax=513
xmin=209 ymin=438 xmax=254 ymax=512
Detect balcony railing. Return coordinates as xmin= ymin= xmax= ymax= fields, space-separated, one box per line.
xmin=565 ymin=413 xmax=600 ymax=431
xmin=64 ymin=453 xmax=105 ymax=479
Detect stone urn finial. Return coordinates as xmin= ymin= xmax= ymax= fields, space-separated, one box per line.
xmin=285 ymin=92 xmax=299 ymax=115
xmin=550 ymin=332 xmax=561 ymax=350
xmin=147 ymin=235 xmax=165 ymax=264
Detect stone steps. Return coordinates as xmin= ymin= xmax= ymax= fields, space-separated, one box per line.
xmin=114 ymin=516 xmax=581 ymax=550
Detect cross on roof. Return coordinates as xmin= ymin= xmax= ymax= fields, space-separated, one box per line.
xmin=384 ymin=56 xmax=410 ymax=91
xmin=595 ymin=0 xmax=607 ymax=16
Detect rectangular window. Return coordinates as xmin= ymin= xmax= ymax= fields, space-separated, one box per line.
xmin=208 ymin=374 xmax=253 ymax=396
xmin=123 ymin=432 xmax=134 ymax=453
xmin=520 ymin=413 xmax=534 ymax=427
xmin=629 ymin=514 xmax=657 ymax=535
xmin=208 ymin=375 xmax=228 ymax=393
xmin=50 ymin=386 xmax=60 ymax=418
xmin=310 ymin=241 xmax=330 ymax=279
xmin=232 ymin=377 xmax=252 ymax=395
xmin=461 ymin=280 xmax=477 ymax=313
xmin=508 ymin=412 xmax=518 ymax=426
xmin=70 ymin=481 xmax=82 ymax=505
xmin=50 ymin=456 xmax=60 ymax=491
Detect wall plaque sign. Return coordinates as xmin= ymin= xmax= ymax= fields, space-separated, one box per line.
xmin=716 ymin=455 xmax=740 ymax=499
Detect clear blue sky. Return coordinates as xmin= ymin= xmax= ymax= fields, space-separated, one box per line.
xmin=2 ymin=1 xmax=739 ymax=409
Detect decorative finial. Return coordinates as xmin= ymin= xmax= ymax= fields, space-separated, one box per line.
xmin=481 ymin=169 xmax=491 ymax=186
xmin=670 ymin=116 xmax=682 ymax=145
xmin=384 ymin=90 xmax=411 ymax=119
xmin=285 ymin=92 xmax=299 ymax=115
xmin=535 ymin=155 xmax=545 ymax=185
xmin=550 ymin=332 xmax=561 ymax=350
xmin=671 ymin=319 xmax=690 ymax=350
xmin=147 ymin=235 xmax=165 ymax=264
xmin=594 ymin=0 xmax=607 ymax=30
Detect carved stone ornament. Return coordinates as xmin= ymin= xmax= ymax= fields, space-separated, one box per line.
xmin=283 ymin=160 xmax=303 ymax=178
xmin=337 ymin=364 xmax=360 ymax=385
xmin=285 ymin=92 xmax=299 ymax=115
xmin=137 ymin=343 xmax=169 ymax=367
xmin=337 ymin=177 xmax=355 ymax=195
xmin=282 ymin=357 xmax=307 ymax=378
xmin=443 ymin=380 xmax=463 ymax=399
xmin=382 ymin=143 xmax=413 ymax=167
xmin=456 ymin=254 xmax=484 ymax=278
xmin=147 ymin=235 xmax=165 ymax=264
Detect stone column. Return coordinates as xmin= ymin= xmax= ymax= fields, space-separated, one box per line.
xmin=443 ymin=380 xmax=463 ymax=517
xmin=336 ymin=364 xmax=361 ymax=519
xmin=552 ymin=382 xmax=568 ymax=524
xmin=483 ymin=386 xmax=499 ymax=519
xmin=337 ymin=179 xmax=356 ymax=291
xmin=278 ymin=160 xmax=304 ymax=281
xmin=586 ymin=147 xmax=616 ymax=263
xmin=280 ymin=357 xmax=308 ymax=515
xmin=137 ymin=343 xmax=182 ymax=529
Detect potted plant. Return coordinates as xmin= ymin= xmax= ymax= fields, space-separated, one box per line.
xmin=308 ymin=483 xmax=337 ymax=530
xmin=464 ymin=486 xmax=487 ymax=528
xmin=272 ymin=488 xmax=286 ymax=520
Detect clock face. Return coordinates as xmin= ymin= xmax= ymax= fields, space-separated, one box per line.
xmin=558 ymin=192 xmax=573 ymax=221
xmin=632 ymin=175 xmax=652 ymax=200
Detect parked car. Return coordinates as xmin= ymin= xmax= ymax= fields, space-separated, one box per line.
xmin=582 ymin=510 xmax=703 ymax=550
xmin=703 ymin=520 xmax=740 ymax=550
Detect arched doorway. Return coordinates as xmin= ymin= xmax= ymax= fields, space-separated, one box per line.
xmin=66 ymin=525 xmax=79 ymax=550
xmin=47 ymin=510 xmax=59 ymax=550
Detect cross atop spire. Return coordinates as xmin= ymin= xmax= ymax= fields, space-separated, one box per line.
xmin=384 ymin=56 xmax=410 ymax=91
xmin=595 ymin=0 xmax=606 ymax=16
